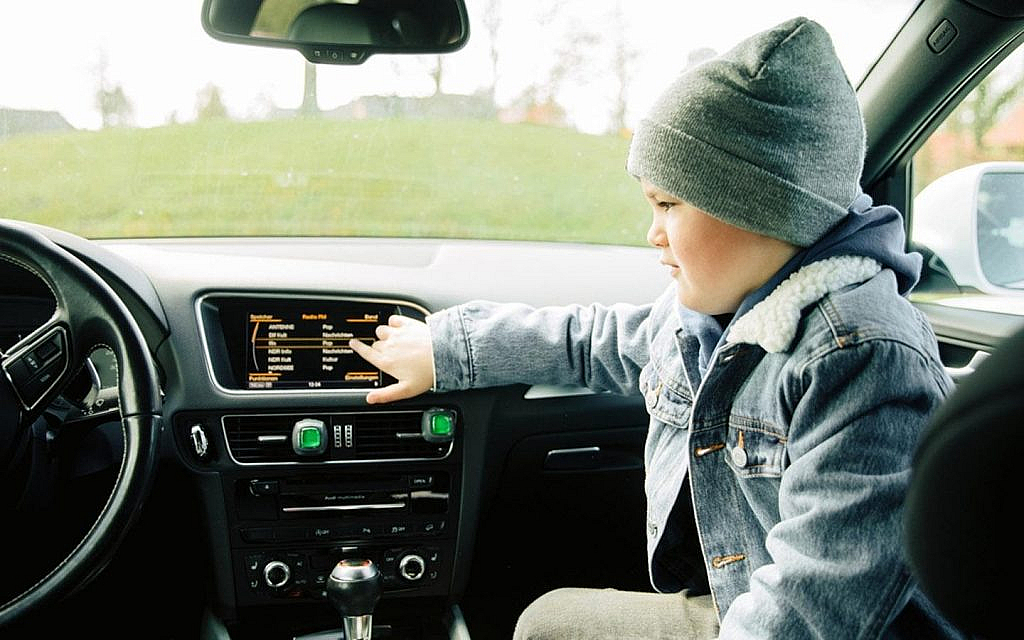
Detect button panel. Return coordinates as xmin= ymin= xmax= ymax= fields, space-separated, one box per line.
xmin=239 ymin=519 xmax=446 ymax=545
xmin=236 ymin=543 xmax=446 ymax=603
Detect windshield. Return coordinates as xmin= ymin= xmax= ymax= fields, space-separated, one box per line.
xmin=0 ymin=0 xmax=917 ymax=243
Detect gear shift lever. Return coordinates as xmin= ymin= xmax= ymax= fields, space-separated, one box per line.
xmin=326 ymin=559 xmax=382 ymax=640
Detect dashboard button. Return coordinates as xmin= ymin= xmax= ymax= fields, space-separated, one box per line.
xmin=353 ymin=524 xmax=377 ymax=537
xmin=241 ymin=528 xmax=274 ymax=543
xmin=249 ymin=480 xmax=280 ymax=496
xmin=409 ymin=474 xmax=433 ymax=488
xmin=276 ymin=527 xmax=309 ymax=541
xmin=386 ymin=523 xmax=411 ymax=536
xmin=310 ymin=526 xmax=334 ymax=540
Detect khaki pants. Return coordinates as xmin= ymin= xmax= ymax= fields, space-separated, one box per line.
xmin=512 ymin=588 xmax=719 ymax=640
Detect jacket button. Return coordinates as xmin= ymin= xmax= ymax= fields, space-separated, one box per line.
xmin=649 ymin=382 xmax=663 ymax=408
xmin=731 ymin=446 xmax=748 ymax=468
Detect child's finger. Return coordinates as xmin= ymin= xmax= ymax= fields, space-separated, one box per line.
xmin=349 ymin=338 xmax=380 ymax=367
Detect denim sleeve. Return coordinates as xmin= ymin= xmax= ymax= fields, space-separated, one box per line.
xmin=425 ymin=299 xmax=653 ymax=395
xmin=719 ymin=339 xmax=952 ymax=639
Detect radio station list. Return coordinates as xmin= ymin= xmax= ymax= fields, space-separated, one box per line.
xmin=246 ymin=309 xmax=383 ymax=389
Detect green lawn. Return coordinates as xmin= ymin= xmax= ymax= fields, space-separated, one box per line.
xmin=0 ymin=117 xmax=648 ymax=245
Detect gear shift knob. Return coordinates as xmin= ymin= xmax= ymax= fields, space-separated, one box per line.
xmin=327 ymin=559 xmax=382 ymax=640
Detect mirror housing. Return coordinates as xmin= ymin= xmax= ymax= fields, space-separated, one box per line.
xmin=201 ymin=0 xmax=469 ymax=65
xmin=913 ymin=161 xmax=1024 ymax=296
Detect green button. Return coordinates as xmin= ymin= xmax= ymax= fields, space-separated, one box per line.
xmin=430 ymin=413 xmax=453 ymax=437
xmin=299 ymin=426 xmax=322 ymax=449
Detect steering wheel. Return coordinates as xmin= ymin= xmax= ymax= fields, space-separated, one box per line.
xmin=0 ymin=220 xmax=162 ymax=627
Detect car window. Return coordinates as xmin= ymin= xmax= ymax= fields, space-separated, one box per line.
xmin=911 ymin=43 xmax=1024 ymax=314
xmin=1 ymin=0 xmax=916 ymax=243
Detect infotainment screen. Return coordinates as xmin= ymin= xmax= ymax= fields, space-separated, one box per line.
xmin=246 ymin=307 xmax=389 ymax=389
xmin=199 ymin=296 xmax=427 ymax=391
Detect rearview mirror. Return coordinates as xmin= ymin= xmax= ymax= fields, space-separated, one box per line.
xmin=913 ymin=161 xmax=1024 ymax=295
xmin=201 ymin=0 xmax=470 ymax=65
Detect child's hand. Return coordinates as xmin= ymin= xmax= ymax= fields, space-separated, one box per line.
xmin=349 ymin=315 xmax=434 ymax=404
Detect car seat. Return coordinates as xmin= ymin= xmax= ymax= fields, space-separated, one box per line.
xmin=904 ymin=325 xmax=1022 ymax=638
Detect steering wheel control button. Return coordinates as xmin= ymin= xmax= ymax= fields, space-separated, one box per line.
xmin=421 ymin=408 xmax=456 ymax=443
xmin=292 ymin=418 xmax=327 ymax=455
xmin=5 ymin=359 xmax=32 ymax=386
xmin=22 ymin=351 xmax=41 ymax=372
xmin=2 ymin=326 xmax=69 ymax=410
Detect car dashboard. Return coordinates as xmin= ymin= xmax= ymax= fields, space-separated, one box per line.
xmin=8 ymin=233 xmax=663 ymax=638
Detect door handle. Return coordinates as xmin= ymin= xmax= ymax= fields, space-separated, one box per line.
xmin=944 ymin=351 xmax=989 ymax=382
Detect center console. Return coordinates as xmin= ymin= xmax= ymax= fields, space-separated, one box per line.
xmin=175 ymin=293 xmax=466 ymax=637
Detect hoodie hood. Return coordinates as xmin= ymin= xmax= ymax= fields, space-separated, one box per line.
xmin=796 ymin=191 xmax=921 ymax=295
xmin=679 ymin=193 xmax=922 ymax=369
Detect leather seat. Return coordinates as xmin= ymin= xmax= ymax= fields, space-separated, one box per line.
xmin=904 ymin=326 xmax=1023 ymax=638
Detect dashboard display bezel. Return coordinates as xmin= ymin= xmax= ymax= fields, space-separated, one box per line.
xmin=195 ymin=292 xmax=430 ymax=396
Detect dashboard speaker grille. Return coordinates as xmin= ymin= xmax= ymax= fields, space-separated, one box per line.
xmin=223 ymin=411 xmax=451 ymax=464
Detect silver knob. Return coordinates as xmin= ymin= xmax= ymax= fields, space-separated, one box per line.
xmin=398 ymin=554 xmax=425 ymax=581
xmin=263 ymin=560 xmax=291 ymax=588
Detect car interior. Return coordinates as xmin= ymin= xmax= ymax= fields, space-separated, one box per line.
xmin=1 ymin=0 xmax=1023 ymax=638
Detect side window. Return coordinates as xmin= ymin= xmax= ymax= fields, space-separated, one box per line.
xmin=911 ymin=45 xmax=1024 ymax=314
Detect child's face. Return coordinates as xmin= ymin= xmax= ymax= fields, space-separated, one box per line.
xmin=641 ymin=180 xmax=799 ymax=315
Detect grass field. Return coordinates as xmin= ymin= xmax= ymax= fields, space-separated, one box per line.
xmin=0 ymin=117 xmax=648 ymax=245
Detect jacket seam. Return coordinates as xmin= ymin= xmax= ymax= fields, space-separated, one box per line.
xmin=457 ymin=305 xmax=476 ymax=388
xmin=858 ymin=568 xmax=914 ymax=640
xmin=728 ymin=415 xmax=787 ymax=440
xmin=796 ymin=335 xmax=946 ymax=402
xmin=818 ymin=296 xmax=849 ymax=348
xmin=652 ymin=359 xmax=692 ymax=400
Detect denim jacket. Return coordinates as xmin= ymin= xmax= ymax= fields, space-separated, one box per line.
xmin=427 ymin=256 xmax=958 ymax=639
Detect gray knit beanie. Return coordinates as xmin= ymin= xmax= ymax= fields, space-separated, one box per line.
xmin=626 ymin=17 xmax=865 ymax=247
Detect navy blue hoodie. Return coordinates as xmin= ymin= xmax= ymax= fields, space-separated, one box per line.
xmin=679 ymin=193 xmax=923 ymax=377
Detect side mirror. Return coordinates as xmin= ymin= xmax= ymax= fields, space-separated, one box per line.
xmin=201 ymin=0 xmax=470 ymax=65
xmin=912 ymin=161 xmax=1024 ymax=296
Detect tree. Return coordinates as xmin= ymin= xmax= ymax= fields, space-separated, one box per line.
xmin=607 ymin=3 xmax=637 ymax=134
xmin=481 ymin=0 xmax=502 ymax=101
xmin=300 ymin=61 xmax=319 ymax=116
xmin=429 ymin=55 xmax=444 ymax=96
xmin=96 ymin=85 xmax=134 ymax=128
xmin=94 ymin=49 xmax=134 ymax=128
xmin=196 ymin=83 xmax=229 ymax=120
xmin=957 ymin=72 xmax=1024 ymax=147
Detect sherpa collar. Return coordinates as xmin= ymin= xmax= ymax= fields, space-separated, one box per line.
xmin=726 ymin=255 xmax=882 ymax=353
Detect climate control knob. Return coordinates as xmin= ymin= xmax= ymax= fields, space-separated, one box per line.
xmin=398 ymin=554 xmax=426 ymax=581
xmin=263 ymin=560 xmax=291 ymax=588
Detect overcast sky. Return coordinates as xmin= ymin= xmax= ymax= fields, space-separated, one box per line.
xmin=1 ymin=0 xmax=917 ymax=133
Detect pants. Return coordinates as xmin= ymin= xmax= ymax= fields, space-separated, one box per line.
xmin=512 ymin=588 xmax=720 ymax=640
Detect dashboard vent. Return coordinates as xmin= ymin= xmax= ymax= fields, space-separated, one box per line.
xmin=223 ymin=411 xmax=451 ymax=464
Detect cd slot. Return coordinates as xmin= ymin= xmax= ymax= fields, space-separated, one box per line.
xmin=233 ymin=472 xmax=451 ymax=522
xmin=282 ymin=503 xmax=406 ymax=513
xmin=280 ymin=490 xmax=409 ymax=518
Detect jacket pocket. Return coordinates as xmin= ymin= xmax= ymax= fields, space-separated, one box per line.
xmin=641 ymin=364 xmax=692 ymax=429
xmin=724 ymin=415 xmax=787 ymax=478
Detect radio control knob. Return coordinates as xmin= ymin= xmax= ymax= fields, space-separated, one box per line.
xmin=398 ymin=554 xmax=426 ymax=581
xmin=264 ymin=560 xmax=291 ymax=588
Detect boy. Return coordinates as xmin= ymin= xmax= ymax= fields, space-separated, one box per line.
xmin=350 ymin=17 xmax=959 ymax=639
